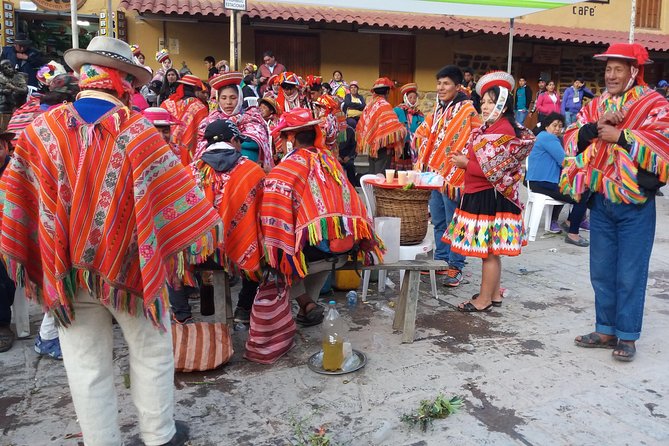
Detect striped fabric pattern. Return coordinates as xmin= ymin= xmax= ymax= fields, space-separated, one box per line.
xmin=6 ymin=96 xmax=42 ymax=143
xmin=162 ymin=97 xmax=209 ymax=166
xmin=414 ymin=100 xmax=482 ymax=197
xmin=356 ymin=95 xmax=406 ymax=158
xmin=192 ymin=156 xmax=265 ymax=278
xmin=0 ymin=103 xmax=222 ymax=328
xmin=244 ymin=281 xmax=296 ymax=364
xmin=172 ymin=322 xmax=233 ymax=372
xmin=560 ymin=87 xmax=669 ymax=204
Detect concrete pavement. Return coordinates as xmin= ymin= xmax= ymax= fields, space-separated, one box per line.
xmin=2 ymin=193 xmax=669 ymax=446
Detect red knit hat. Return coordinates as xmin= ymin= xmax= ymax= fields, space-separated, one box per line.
xmin=371 ymin=77 xmax=394 ymax=90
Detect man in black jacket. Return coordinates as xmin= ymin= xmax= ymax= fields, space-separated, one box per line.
xmin=0 ymin=33 xmax=42 ymax=88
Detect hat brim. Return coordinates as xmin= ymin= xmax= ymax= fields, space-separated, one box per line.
xmin=153 ymin=121 xmax=178 ymax=127
xmin=64 ymin=48 xmax=152 ymax=87
xmin=279 ymin=120 xmax=321 ymax=133
xmin=258 ymin=98 xmax=279 ymax=113
xmin=593 ymin=53 xmax=654 ymax=65
xmin=15 ymin=39 xmax=31 ymax=46
xmin=0 ymin=131 xmax=15 ymax=140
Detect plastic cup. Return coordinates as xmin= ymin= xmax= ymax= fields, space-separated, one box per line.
xmin=385 ymin=169 xmax=396 ymax=183
xmin=397 ymin=171 xmax=408 ymax=185
xmin=406 ymin=171 xmax=417 ymax=184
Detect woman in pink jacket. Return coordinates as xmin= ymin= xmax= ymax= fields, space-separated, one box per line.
xmin=535 ymin=80 xmax=561 ymax=123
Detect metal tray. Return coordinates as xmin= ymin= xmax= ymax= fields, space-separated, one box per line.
xmin=307 ymin=349 xmax=367 ymax=375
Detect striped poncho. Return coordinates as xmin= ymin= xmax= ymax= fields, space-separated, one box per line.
xmin=0 ymin=103 xmax=222 ymax=328
xmin=560 ymin=86 xmax=669 ymax=204
xmin=161 ymin=96 xmax=209 ymax=166
xmin=261 ymin=145 xmax=383 ymax=282
xmin=191 ymin=154 xmax=265 ymax=278
xmin=356 ymin=94 xmax=406 ymax=159
xmin=414 ymin=96 xmax=482 ymax=197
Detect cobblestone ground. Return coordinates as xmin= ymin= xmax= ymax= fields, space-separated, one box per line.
xmin=2 ymin=192 xmax=669 ymax=446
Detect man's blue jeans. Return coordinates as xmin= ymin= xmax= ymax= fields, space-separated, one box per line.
xmin=590 ymin=193 xmax=656 ymax=341
xmin=564 ymin=111 xmax=578 ymax=127
xmin=430 ymin=190 xmax=465 ymax=270
xmin=515 ymin=110 xmax=528 ymax=126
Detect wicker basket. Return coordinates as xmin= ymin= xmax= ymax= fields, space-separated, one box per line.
xmin=373 ymin=186 xmax=432 ymax=245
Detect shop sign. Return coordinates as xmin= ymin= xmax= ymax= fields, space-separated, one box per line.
xmin=224 ymin=0 xmax=246 ymax=11
xmin=31 ymin=0 xmax=87 ymax=12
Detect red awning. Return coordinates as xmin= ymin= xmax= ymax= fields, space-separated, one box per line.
xmin=120 ymin=0 xmax=669 ymax=51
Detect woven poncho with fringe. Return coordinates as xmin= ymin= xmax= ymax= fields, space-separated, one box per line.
xmin=0 ymin=103 xmax=222 ymax=329
xmin=161 ymin=96 xmax=209 ymax=166
xmin=560 ymin=86 xmax=669 ymax=205
xmin=191 ymin=155 xmax=265 ymax=279
xmin=414 ymin=97 xmax=482 ymax=198
xmin=356 ymin=94 xmax=406 ymax=159
xmin=261 ymin=145 xmax=383 ymax=282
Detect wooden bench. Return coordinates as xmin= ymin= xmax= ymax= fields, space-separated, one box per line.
xmin=199 ymin=259 xmax=448 ymax=343
xmin=340 ymin=259 xmax=448 ymax=343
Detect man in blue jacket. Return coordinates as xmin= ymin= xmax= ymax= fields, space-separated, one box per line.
xmin=561 ymin=78 xmax=594 ymax=126
xmin=0 ymin=33 xmax=42 ymax=88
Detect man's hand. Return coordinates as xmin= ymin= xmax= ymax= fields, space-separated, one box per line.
xmin=598 ymin=111 xmax=624 ymax=127
xmin=259 ymin=76 xmax=267 ymax=83
xmin=448 ymin=151 xmax=468 ymax=169
xmin=597 ymin=124 xmax=622 ymax=144
xmin=15 ymin=53 xmax=27 ymax=61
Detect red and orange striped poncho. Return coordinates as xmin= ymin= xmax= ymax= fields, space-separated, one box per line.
xmin=356 ymin=94 xmax=406 ymax=159
xmin=161 ymin=96 xmax=209 ymax=166
xmin=0 ymin=103 xmax=221 ymax=328
xmin=261 ymin=145 xmax=383 ymax=282
xmin=560 ymin=86 xmax=669 ymax=205
xmin=191 ymin=155 xmax=265 ymax=278
xmin=414 ymin=97 xmax=482 ymax=197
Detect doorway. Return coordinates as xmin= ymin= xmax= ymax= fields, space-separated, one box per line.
xmin=254 ymin=31 xmax=320 ymax=77
xmin=519 ymin=64 xmax=555 ymax=130
xmin=379 ymin=34 xmax=415 ymax=106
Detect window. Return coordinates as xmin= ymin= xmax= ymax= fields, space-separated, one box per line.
xmin=635 ymin=0 xmax=662 ymax=29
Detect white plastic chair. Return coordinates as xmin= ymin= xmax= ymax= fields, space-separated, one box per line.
xmin=523 ymin=158 xmax=568 ymax=242
xmin=359 ymin=174 xmax=438 ymax=301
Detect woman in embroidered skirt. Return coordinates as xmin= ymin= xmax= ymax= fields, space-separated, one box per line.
xmin=446 ymin=71 xmax=535 ymax=312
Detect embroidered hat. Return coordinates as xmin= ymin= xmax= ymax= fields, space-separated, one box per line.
xmin=130 ymin=44 xmax=143 ymax=57
xmin=400 ymin=83 xmax=418 ymax=96
xmin=204 ymin=119 xmax=250 ymax=145
xmin=258 ymin=97 xmax=282 ymax=115
xmin=279 ymin=72 xmax=300 ymax=87
xmin=177 ymin=74 xmax=204 ymax=89
xmin=210 ymin=71 xmax=243 ymax=91
xmin=306 ymin=75 xmax=323 ymax=89
xmin=349 ymin=80 xmax=359 ymax=87
xmin=244 ymin=63 xmax=257 ymax=73
xmin=275 ymin=108 xmax=321 ymax=133
xmin=49 ymin=74 xmax=80 ymax=96
xmin=314 ymin=95 xmax=339 ymax=112
xmin=64 ymin=36 xmax=152 ymax=87
xmin=143 ymin=107 xmax=178 ymax=127
xmin=371 ymin=77 xmax=394 ymax=91
xmin=155 ymin=49 xmax=171 ymax=63
xmin=476 ymin=71 xmax=515 ymax=97
xmin=593 ymin=43 xmax=653 ymax=65
xmin=37 ymin=60 xmax=66 ymax=86
xmin=268 ymin=74 xmax=280 ymax=86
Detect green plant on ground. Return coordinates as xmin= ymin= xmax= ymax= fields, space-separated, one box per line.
xmin=400 ymin=394 xmax=464 ymax=432
xmin=290 ymin=415 xmax=333 ymax=446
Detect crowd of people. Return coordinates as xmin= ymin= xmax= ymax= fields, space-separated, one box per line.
xmin=0 ymin=35 xmax=667 ymax=445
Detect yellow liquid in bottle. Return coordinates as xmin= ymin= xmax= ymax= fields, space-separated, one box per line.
xmin=322 ymin=339 xmax=344 ymax=371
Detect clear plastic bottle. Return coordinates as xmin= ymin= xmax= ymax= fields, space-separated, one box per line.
xmin=321 ymin=301 xmax=344 ymax=371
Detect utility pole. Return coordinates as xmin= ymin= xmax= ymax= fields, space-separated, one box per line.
xmin=629 ymin=0 xmax=636 ymax=43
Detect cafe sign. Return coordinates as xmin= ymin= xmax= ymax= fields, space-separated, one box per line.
xmin=31 ymin=0 xmax=87 ymax=12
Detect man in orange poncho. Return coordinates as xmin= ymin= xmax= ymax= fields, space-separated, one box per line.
xmin=414 ymin=65 xmax=482 ymax=287
xmin=356 ymin=77 xmax=406 ymax=174
xmin=161 ymin=73 xmax=209 ymax=165
xmin=262 ymin=108 xmax=383 ymax=326
xmin=191 ymin=119 xmax=266 ymax=324
xmin=0 ymin=37 xmax=221 ymax=445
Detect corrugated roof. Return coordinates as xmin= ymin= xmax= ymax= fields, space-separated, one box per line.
xmin=120 ymin=0 xmax=669 ymax=51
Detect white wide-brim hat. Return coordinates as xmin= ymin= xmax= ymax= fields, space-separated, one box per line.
xmin=64 ymin=36 xmax=152 ymax=87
